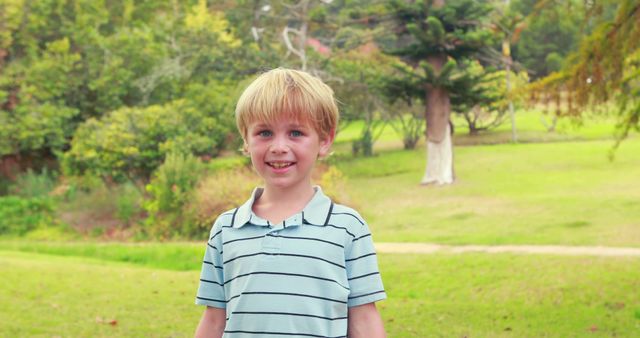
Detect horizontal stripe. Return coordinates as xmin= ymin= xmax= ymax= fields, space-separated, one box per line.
xmin=200 ymin=278 xmax=223 ymax=286
xmin=207 ymin=243 xmax=219 ymax=252
xmin=348 ymin=290 xmax=385 ymax=300
xmin=348 ymin=271 xmax=380 ymax=281
xmin=202 ymin=260 xmax=223 ymax=269
xmin=209 ymin=229 xmax=222 ymax=241
xmin=331 ymin=212 xmax=365 ymax=225
xmin=325 ymin=224 xmax=355 ymax=238
xmin=196 ymin=296 xmax=226 ymax=303
xmin=223 ymin=234 xmax=264 ymax=245
xmin=227 ymin=291 xmax=347 ymax=304
xmin=345 ymin=252 xmax=376 ymax=262
xmin=223 ymin=252 xmax=345 ymax=269
xmin=270 ymin=234 xmax=344 ymax=248
xmin=223 ymin=330 xmax=345 ymax=338
xmin=224 ymin=271 xmax=349 ymax=290
xmin=232 ymin=311 xmax=347 ymax=321
xmin=352 ymin=233 xmax=371 ymax=242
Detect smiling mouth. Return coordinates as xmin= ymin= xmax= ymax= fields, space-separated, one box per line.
xmin=267 ymin=162 xmax=295 ymax=169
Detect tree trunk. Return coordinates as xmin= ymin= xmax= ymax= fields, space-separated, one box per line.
xmin=422 ymin=54 xmax=454 ymax=185
xmin=422 ymin=123 xmax=453 ymax=185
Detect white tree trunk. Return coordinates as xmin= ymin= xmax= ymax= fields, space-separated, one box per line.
xmin=421 ymin=123 xmax=453 ymax=185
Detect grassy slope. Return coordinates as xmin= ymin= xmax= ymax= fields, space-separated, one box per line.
xmin=2 ymin=251 xmax=638 ymax=337
xmin=337 ymin=138 xmax=640 ymax=246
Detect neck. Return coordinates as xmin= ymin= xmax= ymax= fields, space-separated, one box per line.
xmin=260 ymin=181 xmax=315 ymax=208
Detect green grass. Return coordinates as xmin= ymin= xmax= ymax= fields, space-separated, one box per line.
xmin=0 ymin=241 xmax=204 ymax=271
xmin=337 ymin=137 xmax=640 ymax=247
xmin=1 ymin=250 xmax=638 ymax=337
xmin=335 ymin=110 xmax=622 ymax=150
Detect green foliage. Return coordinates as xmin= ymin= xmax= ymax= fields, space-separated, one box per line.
xmin=330 ymin=50 xmax=397 ymax=156
xmin=386 ymin=0 xmax=494 ymax=62
xmin=116 ymin=182 xmax=143 ymax=226
xmin=0 ymin=0 xmax=252 ymax=162
xmin=383 ymin=0 xmax=498 ymax=146
xmin=0 ymin=196 xmax=57 ymax=235
xmin=511 ymin=0 xmax=582 ymax=79
xmin=63 ymin=99 xmax=230 ymax=181
xmin=531 ymin=0 xmax=639 ymax=149
xmin=143 ymin=152 xmax=204 ymax=239
xmin=9 ymin=168 xmax=57 ymax=198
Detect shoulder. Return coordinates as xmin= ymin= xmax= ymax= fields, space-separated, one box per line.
xmin=207 ymin=208 xmax=238 ymax=239
xmin=325 ymin=203 xmax=368 ymax=231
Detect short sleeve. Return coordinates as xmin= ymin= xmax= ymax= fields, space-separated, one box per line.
xmin=195 ymin=218 xmax=226 ymax=308
xmin=345 ymin=221 xmax=386 ymax=307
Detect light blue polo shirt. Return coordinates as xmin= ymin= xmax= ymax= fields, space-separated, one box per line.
xmin=195 ymin=186 xmax=386 ymax=338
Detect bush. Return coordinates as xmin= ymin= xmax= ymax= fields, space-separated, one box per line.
xmin=187 ymin=166 xmax=260 ymax=237
xmin=143 ymin=152 xmax=205 ymax=239
xmin=314 ymin=164 xmax=350 ymax=205
xmin=0 ymin=196 xmax=57 ymax=235
xmin=116 ymin=182 xmax=144 ymax=226
xmin=63 ymin=99 xmax=232 ymax=182
xmin=9 ymin=168 xmax=57 ymax=198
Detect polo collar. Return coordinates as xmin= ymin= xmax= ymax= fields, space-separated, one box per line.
xmin=231 ymin=186 xmax=333 ymax=228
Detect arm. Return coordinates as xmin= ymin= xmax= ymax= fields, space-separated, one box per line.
xmin=194 ymin=306 xmax=226 ymax=338
xmin=347 ymin=302 xmax=386 ymax=338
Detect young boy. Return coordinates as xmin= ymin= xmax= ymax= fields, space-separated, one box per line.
xmin=195 ymin=68 xmax=386 ymax=338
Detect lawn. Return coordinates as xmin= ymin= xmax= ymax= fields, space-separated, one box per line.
xmin=335 ymin=110 xmax=622 ymax=150
xmin=1 ymin=250 xmax=638 ymax=337
xmin=336 ymin=137 xmax=640 ymax=247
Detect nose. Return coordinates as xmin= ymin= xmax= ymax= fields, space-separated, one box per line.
xmin=269 ymin=134 xmax=290 ymax=154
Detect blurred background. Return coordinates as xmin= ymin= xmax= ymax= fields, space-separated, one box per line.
xmin=0 ymin=0 xmax=638 ymax=337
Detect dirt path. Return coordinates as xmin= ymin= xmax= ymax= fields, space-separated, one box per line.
xmin=375 ymin=243 xmax=640 ymax=257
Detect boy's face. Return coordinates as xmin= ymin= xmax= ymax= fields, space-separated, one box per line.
xmin=245 ymin=117 xmax=334 ymax=192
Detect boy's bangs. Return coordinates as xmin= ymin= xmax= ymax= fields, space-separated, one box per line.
xmin=236 ymin=68 xmax=338 ymax=139
xmin=250 ymin=87 xmax=321 ymax=128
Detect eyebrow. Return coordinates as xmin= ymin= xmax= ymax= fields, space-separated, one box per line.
xmin=251 ymin=123 xmax=309 ymax=129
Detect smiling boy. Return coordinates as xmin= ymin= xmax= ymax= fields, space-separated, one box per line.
xmin=195 ymin=68 xmax=386 ymax=338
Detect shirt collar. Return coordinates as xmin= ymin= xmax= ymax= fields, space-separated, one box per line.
xmin=231 ymin=186 xmax=333 ymax=228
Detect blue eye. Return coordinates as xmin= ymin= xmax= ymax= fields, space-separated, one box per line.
xmin=290 ymin=130 xmax=303 ymax=137
xmin=258 ymin=130 xmax=272 ymax=137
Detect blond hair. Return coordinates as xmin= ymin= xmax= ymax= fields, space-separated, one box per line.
xmin=235 ymin=68 xmax=339 ymax=140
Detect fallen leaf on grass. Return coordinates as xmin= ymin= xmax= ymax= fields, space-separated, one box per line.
xmin=96 ymin=317 xmax=118 ymax=326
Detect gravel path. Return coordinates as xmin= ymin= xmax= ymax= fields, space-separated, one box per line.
xmin=375 ymin=242 xmax=640 ymax=257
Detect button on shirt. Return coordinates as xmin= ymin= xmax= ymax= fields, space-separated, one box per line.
xmin=195 ymin=186 xmax=386 ymax=338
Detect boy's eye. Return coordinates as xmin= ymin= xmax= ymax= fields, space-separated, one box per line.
xmin=290 ymin=130 xmax=303 ymax=137
xmin=258 ymin=130 xmax=272 ymax=137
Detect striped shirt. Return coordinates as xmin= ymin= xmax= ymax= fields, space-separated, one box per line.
xmin=195 ymin=186 xmax=386 ymax=337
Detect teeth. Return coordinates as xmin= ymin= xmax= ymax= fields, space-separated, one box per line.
xmin=270 ymin=162 xmax=292 ymax=169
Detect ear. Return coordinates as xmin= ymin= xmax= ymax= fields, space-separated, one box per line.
xmin=318 ymin=128 xmax=336 ymax=158
xmin=241 ymin=141 xmax=249 ymax=157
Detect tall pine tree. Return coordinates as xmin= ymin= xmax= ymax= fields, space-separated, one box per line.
xmin=385 ymin=0 xmax=493 ymax=184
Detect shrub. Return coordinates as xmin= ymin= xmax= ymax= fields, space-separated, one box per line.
xmin=63 ymin=99 xmax=231 ymax=182
xmin=187 ymin=166 xmax=260 ymax=237
xmin=143 ymin=152 xmax=205 ymax=239
xmin=116 ymin=182 xmax=144 ymax=226
xmin=9 ymin=168 xmax=57 ymax=198
xmin=314 ymin=164 xmax=350 ymax=205
xmin=0 ymin=196 xmax=57 ymax=235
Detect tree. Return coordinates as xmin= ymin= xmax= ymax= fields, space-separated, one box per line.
xmin=510 ymin=0 xmax=583 ymax=79
xmin=531 ymin=0 xmax=639 ymax=154
xmin=384 ymin=0 xmax=494 ymax=185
